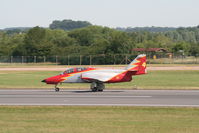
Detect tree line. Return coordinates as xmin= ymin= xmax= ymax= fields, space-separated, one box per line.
xmin=0 ymin=20 xmax=199 ymax=57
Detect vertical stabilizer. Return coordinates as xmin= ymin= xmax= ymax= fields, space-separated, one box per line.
xmin=125 ymin=54 xmax=147 ymax=75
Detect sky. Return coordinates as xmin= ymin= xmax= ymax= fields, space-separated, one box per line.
xmin=1 ymin=0 xmax=199 ymax=29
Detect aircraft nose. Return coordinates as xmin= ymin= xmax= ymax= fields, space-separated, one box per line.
xmin=41 ymin=79 xmax=46 ymax=83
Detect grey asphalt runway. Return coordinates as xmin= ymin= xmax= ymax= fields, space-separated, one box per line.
xmin=0 ymin=90 xmax=199 ymax=107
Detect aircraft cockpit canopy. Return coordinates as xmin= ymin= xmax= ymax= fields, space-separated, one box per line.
xmin=64 ymin=68 xmax=74 ymax=74
xmin=76 ymin=67 xmax=87 ymax=72
xmin=61 ymin=67 xmax=88 ymax=75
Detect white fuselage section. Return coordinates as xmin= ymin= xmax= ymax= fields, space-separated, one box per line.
xmin=62 ymin=69 xmax=126 ymax=83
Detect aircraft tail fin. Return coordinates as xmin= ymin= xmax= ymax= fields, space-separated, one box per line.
xmin=125 ymin=54 xmax=147 ymax=75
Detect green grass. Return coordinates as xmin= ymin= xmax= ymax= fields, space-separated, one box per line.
xmin=0 ymin=106 xmax=199 ymax=133
xmin=0 ymin=70 xmax=199 ymax=89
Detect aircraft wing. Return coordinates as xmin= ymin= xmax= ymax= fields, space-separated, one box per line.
xmin=81 ymin=72 xmax=118 ymax=82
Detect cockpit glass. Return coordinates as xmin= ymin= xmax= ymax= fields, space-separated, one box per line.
xmin=76 ymin=67 xmax=87 ymax=72
xmin=61 ymin=67 xmax=87 ymax=75
xmin=61 ymin=68 xmax=74 ymax=75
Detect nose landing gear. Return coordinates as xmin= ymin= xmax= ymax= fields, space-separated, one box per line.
xmin=55 ymin=84 xmax=60 ymax=92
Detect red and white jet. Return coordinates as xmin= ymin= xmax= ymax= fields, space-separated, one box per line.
xmin=42 ymin=54 xmax=147 ymax=92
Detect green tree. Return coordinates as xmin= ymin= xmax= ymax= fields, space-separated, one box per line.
xmin=49 ymin=19 xmax=92 ymax=31
xmin=172 ymin=42 xmax=190 ymax=55
xmin=23 ymin=26 xmax=53 ymax=56
xmin=0 ymin=32 xmax=25 ymax=56
xmin=105 ymin=31 xmax=132 ymax=54
xmin=189 ymin=43 xmax=199 ymax=56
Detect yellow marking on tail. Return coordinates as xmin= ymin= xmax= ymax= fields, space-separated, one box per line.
xmin=142 ymin=62 xmax=146 ymax=68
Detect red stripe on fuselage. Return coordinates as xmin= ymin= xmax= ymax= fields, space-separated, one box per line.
xmin=44 ymin=67 xmax=98 ymax=84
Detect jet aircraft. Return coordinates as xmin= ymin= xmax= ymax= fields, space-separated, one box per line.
xmin=42 ymin=54 xmax=147 ymax=92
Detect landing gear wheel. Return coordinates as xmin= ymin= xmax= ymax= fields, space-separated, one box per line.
xmin=98 ymin=89 xmax=103 ymax=92
xmin=90 ymin=82 xmax=105 ymax=92
xmin=54 ymin=84 xmax=60 ymax=92
xmin=98 ymin=83 xmax=105 ymax=92
xmin=55 ymin=87 xmax=60 ymax=92
xmin=91 ymin=87 xmax=97 ymax=92
xmin=91 ymin=82 xmax=97 ymax=92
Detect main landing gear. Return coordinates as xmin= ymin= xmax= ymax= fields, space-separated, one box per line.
xmin=55 ymin=84 xmax=60 ymax=92
xmin=90 ymin=82 xmax=105 ymax=92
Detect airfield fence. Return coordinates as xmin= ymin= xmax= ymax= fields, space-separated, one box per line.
xmin=0 ymin=54 xmax=199 ymax=65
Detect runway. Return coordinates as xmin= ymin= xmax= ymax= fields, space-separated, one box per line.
xmin=0 ymin=90 xmax=199 ymax=107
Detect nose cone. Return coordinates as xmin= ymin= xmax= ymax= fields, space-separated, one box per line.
xmin=41 ymin=75 xmax=64 ymax=84
xmin=41 ymin=79 xmax=46 ymax=83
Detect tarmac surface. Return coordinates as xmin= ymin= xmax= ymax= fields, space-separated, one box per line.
xmin=0 ymin=89 xmax=199 ymax=107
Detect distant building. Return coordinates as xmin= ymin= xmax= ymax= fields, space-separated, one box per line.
xmin=132 ymin=48 xmax=168 ymax=53
xmin=132 ymin=48 xmax=169 ymax=58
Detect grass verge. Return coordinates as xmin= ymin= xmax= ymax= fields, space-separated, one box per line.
xmin=0 ymin=106 xmax=199 ymax=133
